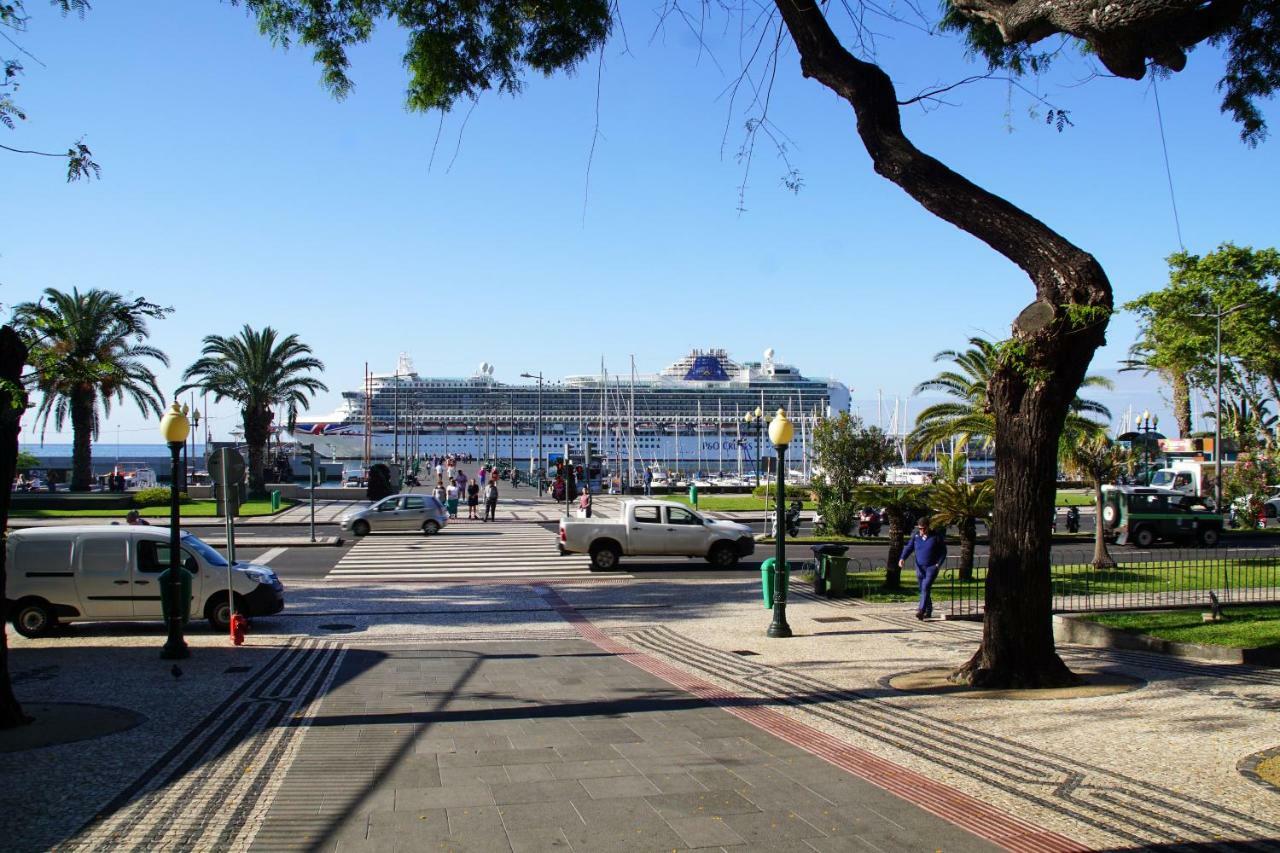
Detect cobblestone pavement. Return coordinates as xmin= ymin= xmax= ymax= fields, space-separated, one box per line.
xmin=6 ymin=574 xmax=1280 ymax=852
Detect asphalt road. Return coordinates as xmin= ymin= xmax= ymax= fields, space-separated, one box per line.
xmin=217 ymin=519 xmax=1280 ymax=584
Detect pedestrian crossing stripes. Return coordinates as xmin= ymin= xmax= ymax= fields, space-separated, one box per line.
xmin=327 ymin=521 xmax=629 ymax=581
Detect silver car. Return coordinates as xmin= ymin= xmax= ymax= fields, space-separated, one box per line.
xmin=341 ymin=493 xmax=448 ymax=536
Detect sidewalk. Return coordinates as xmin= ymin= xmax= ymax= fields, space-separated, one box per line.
xmin=6 ymin=574 xmax=1279 ymax=851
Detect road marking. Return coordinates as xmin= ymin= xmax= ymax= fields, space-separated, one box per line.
xmin=255 ymin=547 xmax=288 ymax=565
xmin=327 ymin=522 xmax=626 ymax=581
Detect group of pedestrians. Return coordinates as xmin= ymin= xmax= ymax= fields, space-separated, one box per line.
xmin=428 ymin=458 xmax=500 ymax=521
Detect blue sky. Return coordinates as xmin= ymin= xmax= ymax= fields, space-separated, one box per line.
xmin=4 ymin=2 xmax=1276 ymax=444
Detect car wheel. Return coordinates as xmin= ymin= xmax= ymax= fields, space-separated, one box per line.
xmin=352 ymin=520 xmax=370 ymax=537
xmin=1198 ymin=527 xmax=1221 ymax=547
xmin=423 ymin=520 xmax=441 ymax=535
xmin=707 ymin=543 xmax=738 ymax=568
xmin=205 ymin=593 xmax=239 ymax=632
xmin=1133 ymin=527 xmax=1156 ymax=548
xmin=12 ymin=598 xmax=55 ymax=638
xmin=590 ymin=544 xmax=621 ymax=571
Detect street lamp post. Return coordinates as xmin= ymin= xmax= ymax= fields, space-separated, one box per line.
xmin=1192 ymin=300 xmax=1255 ymax=510
xmin=767 ymin=408 xmax=793 ymax=639
xmin=1136 ymin=410 xmax=1159 ymax=484
xmin=743 ymin=407 xmax=763 ymax=489
xmin=521 ymin=372 xmax=544 ymax=495
xmin=160 ymin=401 xmax=191 ymax=660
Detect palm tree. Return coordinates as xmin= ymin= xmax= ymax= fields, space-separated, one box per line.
xmin=1059 ymin=435 xmax=1133 ymax=568
xmin=1119 ymin=340 xmax=1193 ymax=439
xmin=852 ymin=484 xmax=930 ymax=589
xmin=928 ymin=454 xmax=994 ymax=581
xmin=908 ymin=336 xmax=1113 ymax=457
xmin=178 ymin=326 xmax=326 ymax=497
xmin=12 ymin=288 xmax=170 ymax=491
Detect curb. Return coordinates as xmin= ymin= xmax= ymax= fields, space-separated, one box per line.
xmin=1053 ymin=613 xmax=1280 ymax=667
xmin=1237 ymin=744 xmax=1280 ymax=793
xmin=201 ymin=536 xmax=343 ymax=548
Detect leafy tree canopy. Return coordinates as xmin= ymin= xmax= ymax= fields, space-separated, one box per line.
xmin=942 ymin=0 xmax=1280 ymax=144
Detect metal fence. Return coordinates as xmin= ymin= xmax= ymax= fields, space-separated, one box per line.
xmin=825 ymin=547 xmax=1280 ymax=617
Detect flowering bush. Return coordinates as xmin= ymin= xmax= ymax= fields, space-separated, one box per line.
xmin=1222 ymin=452 xmax=1278 ymax=527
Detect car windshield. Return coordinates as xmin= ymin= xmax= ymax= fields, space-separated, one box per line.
xmin=1148 ymin=471 xmax=1174 ymax=487
xmin=182 ymin=534 xmax=228 ymax=567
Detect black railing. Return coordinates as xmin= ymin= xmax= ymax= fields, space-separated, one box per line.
xmin=938 ymin=547 xmax=1280 ymax=617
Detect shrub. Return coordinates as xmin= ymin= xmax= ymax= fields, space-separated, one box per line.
xmin=133 ymin=487 xmax=192 ymax=507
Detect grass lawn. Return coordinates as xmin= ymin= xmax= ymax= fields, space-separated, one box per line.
xmin=1083 ymin=605 xmax=1280 ymax=649
xmin=11 ymin=499 xmax=292 ymax=518
xmin=826 ymin=557 xmax=1280 ymax=604
xmin=1056 ymin=491 xmax=1094 ymax=506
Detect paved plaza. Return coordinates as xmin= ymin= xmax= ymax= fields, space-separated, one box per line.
xmin=3 ymin=519 xmax=1280 ymax=851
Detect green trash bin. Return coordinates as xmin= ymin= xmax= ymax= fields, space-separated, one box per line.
xmin=157 ymin=566 xmax=193 ymax=624
xmin=760 ymin=557 xmax=790 ymax=608
xmin=823 ymin=555 xmax=850 ymax=598
xmin=270 ymin=489 xmax=281 ymax=511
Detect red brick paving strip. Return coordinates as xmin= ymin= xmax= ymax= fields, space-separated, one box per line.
xmin=534 ymin=583 xmax=1089 ymax=853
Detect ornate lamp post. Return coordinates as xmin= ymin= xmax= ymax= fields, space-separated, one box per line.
xmin=521 ymin=372 xmax=544 ymax=495
xmin=1137 ymin=410 xmax=1159 ymax=484
xmin=160 ymin=401 xmax=191 ymax=660
xmin=743 ymin=407 xmax=763 ymax=489
xmin=766 ymin=408 xmax=793 ymax=639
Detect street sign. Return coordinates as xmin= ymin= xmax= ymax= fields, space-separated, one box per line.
xmin=208 ymin=448 xmax=246 ymax=483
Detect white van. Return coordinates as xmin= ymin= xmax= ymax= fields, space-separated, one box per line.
xmin=6 ymin=526 xmax=284 ymax=638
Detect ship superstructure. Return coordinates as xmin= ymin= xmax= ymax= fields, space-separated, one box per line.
xmin=293 ymin=349 xmax=849 ymax=475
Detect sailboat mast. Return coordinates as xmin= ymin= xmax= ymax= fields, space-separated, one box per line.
xmin=718 ymin=398 xmax=723 ymax=477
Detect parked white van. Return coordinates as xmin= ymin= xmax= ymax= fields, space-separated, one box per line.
xmin=6 ymin=526 xmax=284 ymax=638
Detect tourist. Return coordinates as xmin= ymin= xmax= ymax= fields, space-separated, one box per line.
xmin=467 ymin=479 xmax=480 ymax=519
xmin=898 ymin=518 xmax=947 ymax=620
xmin=579 ymin=484 xmax=592 ymax=518
xmin=483 ymin=478 xmax=498 ymax=521
xmin=433 ymin=476 xmax=447 ymax=505
xmin=643 ymin=467 xmax=652 ymax=497
xmin=125 ymin=510 xmax=150 ymax=526
xmin=446 ymin=479 xmax=459 ymax=518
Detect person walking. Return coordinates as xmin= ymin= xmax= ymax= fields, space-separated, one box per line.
xmin=467 ymin=479 xmax=480 ymax=520
xmin=579 ymin=484 xmax=592 ymax=518
xmin=643 ymin=466 xmax=653 ymax=497
xmin=899 ymin=518 xmax=947 ymax=620
xmin=433 ymin=476 xmax=447 ymax=506
xmin=484 ymin=479 xmax=498 ymax=521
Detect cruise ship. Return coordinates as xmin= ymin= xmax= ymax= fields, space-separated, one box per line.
xmin=292 ymin=349 xmax=850 ymax=475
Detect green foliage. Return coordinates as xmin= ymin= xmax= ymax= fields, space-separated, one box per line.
xmin=133 ymin=487 xmax=193 ymax=507
xmin=235 ymin=0 xmax=611 ymax=113
xmin=178 ymin=325 xmax=326 ymax=493
xmin=1223 ymin=451 xmax=1279 ymax=525
xmin=1063 ymin=303 xmax=1111 ymax=330
xmin=1124 ymin=243 xmax=1280 ymax=444
xmin=942 ymin=0 xmax=1280 ymax=145
xmin=810 ymin=413 xmax=895 ymax=535
xmin=908 ymin=336 xmax=1111 ymax=456
xmin=11 ymin=288 xmax=171 ymax=490
xmin=14 ymin=449 xmax=39 ymax=471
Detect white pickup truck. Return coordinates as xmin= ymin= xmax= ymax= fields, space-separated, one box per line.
xmin=558 ymin=499 xmax=755 ymax=570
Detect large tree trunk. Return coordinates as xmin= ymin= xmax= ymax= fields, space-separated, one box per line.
xmin=884 ymin=514 xmax=905 ymax=589
xmin=959 ymin=517 xmax=976 ymax=581
xmin=243 ymin=405 xmax=272 ymax=498
xmin=1091 ymin=484 xmax=1114 ymax=569
xmin=69 ymin=386 xmax=96 ymax=492
xmin=0 ymin=326 xmax=31 ymax=728
xmin=1171 ymin=371 xmax=1192 ymax=438
xmin=773 ymin=2 xmax=1112 ymax=687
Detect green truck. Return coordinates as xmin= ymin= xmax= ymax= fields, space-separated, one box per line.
xmin=1100 ymin=485 xmax=1223 ymax=547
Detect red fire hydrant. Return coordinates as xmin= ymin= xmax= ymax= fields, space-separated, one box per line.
xmin=230 ymin=612 xmax=248 ymax=646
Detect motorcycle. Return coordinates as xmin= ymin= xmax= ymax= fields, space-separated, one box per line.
xmin=767 ymin=500 xmax=803 ymax=538
xmin=857 ymin=508 xmax=882 ymax=538
xmin=1066 ymin=506 xmax=1080 ymax=533
xmin=403 ymin=473 xmax=421 ymax=488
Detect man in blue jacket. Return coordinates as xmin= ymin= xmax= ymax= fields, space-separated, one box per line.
xmin=899 ymin=517 xmax=947 ymax=620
